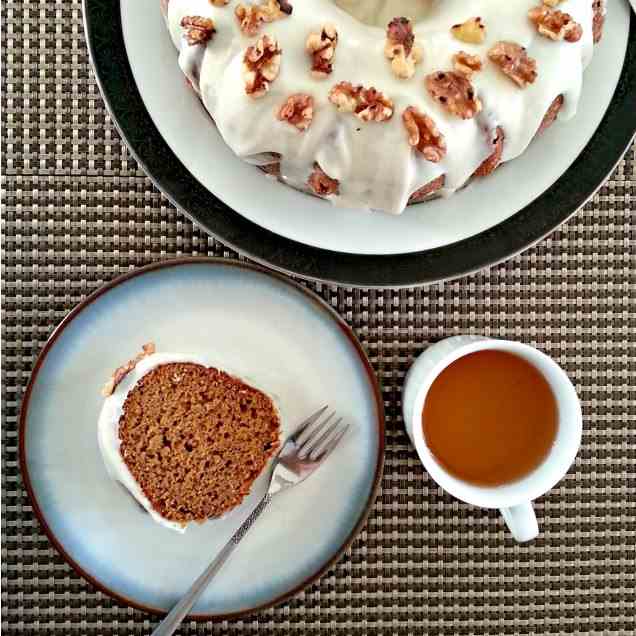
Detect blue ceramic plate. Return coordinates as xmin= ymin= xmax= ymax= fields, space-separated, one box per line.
xmin=20 ymin=258 xmax=384 ymax=618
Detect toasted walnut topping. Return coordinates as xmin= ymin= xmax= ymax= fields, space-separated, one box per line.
xmin=235 ymin=0 xmax=292 ymax=36
xmin=328 ymin=82 xmax=394 ymax=122
xmin=328 ymin=82 xmax=358 ymax=112
xmin=242 ymin=35 xmax=282 ymax=98
xmin=101 ymin=343 xmax=156 ymax=397
xmin=308 ymin=163 xmax=339 ymax=196
xmin=451 ymin=17 xmax=486 ymax=44
xmin=387 ymin=16 xmax=414 ymax=56
xmin=402 ymin=107 xmax=446 ymax=163
xmin=384 ymin=17 xmax=423 ymax=79
xmin=180 ymin=16 xmax=216 ymax=46
xmin=425 ymin=71 xmax=481 ymax=119
xmin=355 ymin=88 xmax=394 ymax=122
xmin=277 ymin=94 xmax=314 ymax=131
xmin=306 ymin=24 xmax=338 ymax=78
xmin=209 ymin=0 xmax=229 ymax=6
xmin=488 ymin=41 xmax=537 ymax=88
xmin=528 ymin=5 xmax=582 ymax=42
xmin=453 ymin=51 xmax=483 ymax=78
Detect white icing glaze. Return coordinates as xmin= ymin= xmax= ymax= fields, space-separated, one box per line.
xmin=98 ymin=353 xmax=281 ymax=533
xmin=166 ymin=0 xmax=598 ymax=214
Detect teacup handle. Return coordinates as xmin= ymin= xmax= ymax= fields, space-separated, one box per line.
xmin=500 ymin=502 xmax=539 ymax=542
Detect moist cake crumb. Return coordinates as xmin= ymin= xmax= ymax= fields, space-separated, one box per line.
xmin=118 ymin=362 xmax=280 ymax=523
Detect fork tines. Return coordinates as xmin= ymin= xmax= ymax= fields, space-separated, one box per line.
xmin=293 ymin=406 xmax=349 ymax=461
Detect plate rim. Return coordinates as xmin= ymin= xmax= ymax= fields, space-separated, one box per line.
xmin=82 ymin=3 xmax=636 ymax=287
xmin=18 ymin=256 xmax=386 ymax=620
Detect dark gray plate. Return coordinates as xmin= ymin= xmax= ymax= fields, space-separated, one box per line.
xmin=83 ymin=4 xmax=636 ymax=287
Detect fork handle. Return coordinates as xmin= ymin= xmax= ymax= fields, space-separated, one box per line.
xmin=151 ymin=495 xmax=272 ymax=636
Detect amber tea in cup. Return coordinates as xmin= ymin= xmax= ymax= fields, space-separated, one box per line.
xmin=422 ymin=350 xmax=558 ymax=486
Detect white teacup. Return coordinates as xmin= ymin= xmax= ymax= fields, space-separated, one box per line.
xmin=402 ymin=336 xmax=582 ymax=542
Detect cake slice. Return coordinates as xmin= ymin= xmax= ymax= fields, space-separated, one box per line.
xmin=98 ymin=344 xmax=281 ymax=531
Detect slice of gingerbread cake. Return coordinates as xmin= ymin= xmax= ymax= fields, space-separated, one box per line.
xmin=98 ymin=344 xmax=280 ymax=532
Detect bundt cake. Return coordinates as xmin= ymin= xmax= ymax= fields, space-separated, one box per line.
xmin=162 ymin=1 xmax=605 ymax=214
xmin=98 ymin=344 xmax=281 ymax=532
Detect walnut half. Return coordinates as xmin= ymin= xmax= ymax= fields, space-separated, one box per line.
xmin=451 ymin=17 xmax=486 ymax=44
xmin=488 ymin=41 xmax=537 ymax=88
xmin=242 ymin=35 xmax=282 ymax=98
xmin=402 ymin=107 xmax=446 ymax=163
xmin=452 ymin=51 xmax=483 ymax=78
xmin=277 ymin=94 xmax=314 ymax=131
xmin=328 ymin=82 xmax=393 ymax=123
xmin=425 ymin=71 xmax=481 ymax=120
xmin=384 ymin=17 xmax=422 ymax=79
xmin=528 ymin=5 xmax=582 ymax=42
xmin=235 ymin=0 xmax=292 ymax=37
xmin=306 ymin=24 xmax=338 ymax=79
xmin=180 ymin=16 xmax=216 ymax=46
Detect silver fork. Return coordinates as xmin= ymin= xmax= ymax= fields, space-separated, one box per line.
xmin=152 ymin=406 xmax=349 ymax=636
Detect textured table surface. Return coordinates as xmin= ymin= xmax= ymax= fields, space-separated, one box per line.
xmin=2 ymin=2 xmax=635 ymax=634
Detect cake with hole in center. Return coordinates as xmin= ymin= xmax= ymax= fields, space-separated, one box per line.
xmin=98 ymin=344 xmax=281 ymax=532
xmin=161 ymin=0 xmax=605 ymax=213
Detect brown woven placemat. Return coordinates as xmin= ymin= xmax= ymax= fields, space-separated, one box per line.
xmin=2 ymin=1 xmax=635 ymax=634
